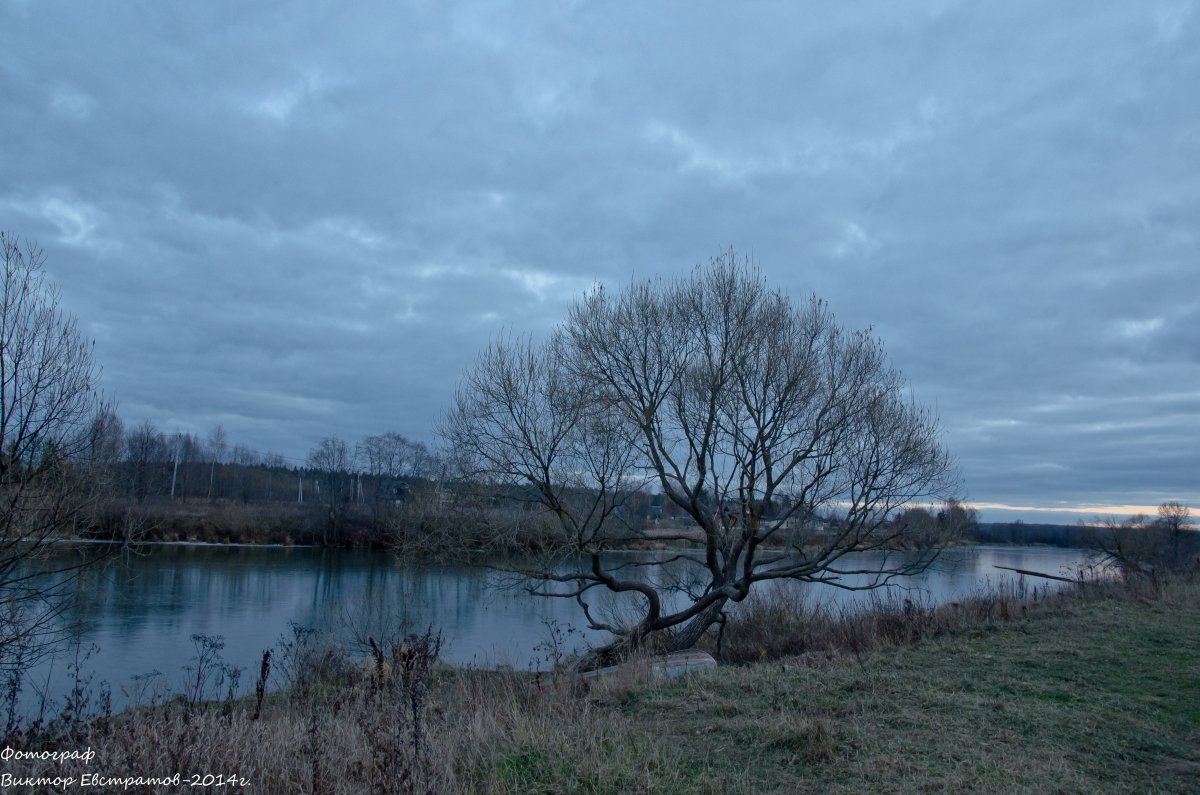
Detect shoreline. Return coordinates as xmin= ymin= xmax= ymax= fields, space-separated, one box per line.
xmin=4 ymin=571 xmax=1195 ymax=792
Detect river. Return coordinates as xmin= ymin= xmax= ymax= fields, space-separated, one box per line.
xmin=14 ymin=543 xmax=1098 ymax=716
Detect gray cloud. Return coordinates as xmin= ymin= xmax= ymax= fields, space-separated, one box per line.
xmin=2 ymin=0 xmax=1197 ymax=518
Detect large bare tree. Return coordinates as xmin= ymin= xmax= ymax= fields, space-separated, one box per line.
xmin=446 ymin=253 xmax=958 ymax=657
xmin=0 ymin=233 xmax=107 ymax=665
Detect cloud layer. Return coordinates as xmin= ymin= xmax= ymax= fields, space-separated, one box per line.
xmin=2 ymin=0 xmax=1197 ymax=519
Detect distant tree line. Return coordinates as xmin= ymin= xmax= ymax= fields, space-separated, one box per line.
xmin=80 ymin=410 xmax=451 ymax=546
xmin=88 ymin=413 xmax=434 ymax=506
xmin=971 ymin=502 xmax=1198 ymax=569
xmin=971 ymin=521 xmax=1104 ymax=547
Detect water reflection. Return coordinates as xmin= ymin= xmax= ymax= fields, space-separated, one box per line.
xmin=24 ymin=543 xmax=1097 ymax=712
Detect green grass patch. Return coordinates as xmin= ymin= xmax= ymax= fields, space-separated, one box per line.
xmin=593 ymin=588 xmax=1200 ymax=793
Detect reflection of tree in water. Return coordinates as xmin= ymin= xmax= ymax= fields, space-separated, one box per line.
xmin=62 ymin=545 xmax=321 ymax=640
xmin=49 ymin=547 xmax=658 ymax=655
xmin=309 ymin=553 xmax=599 ymax=663
xmin=22 ymin=543 xmax=1098 ymax=711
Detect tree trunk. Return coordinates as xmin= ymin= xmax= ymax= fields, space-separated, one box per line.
xmin=661 ymin=598 xmax=728 ymax=653
xmin=578 ymin=597 xmax=729 ymax=671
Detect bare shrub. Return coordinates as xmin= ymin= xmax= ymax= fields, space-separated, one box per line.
xmin=1097 ymin=503 xmax=1198 ymax=578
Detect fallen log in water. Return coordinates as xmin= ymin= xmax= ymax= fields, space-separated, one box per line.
xmin=993 ymin=564 xmax=1078 ymax=583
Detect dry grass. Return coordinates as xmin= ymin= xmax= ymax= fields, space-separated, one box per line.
xmin=706 ymin=575 xmax=1091 ymax=664
xmin=86 ymin=499 xmax=320 ymax=545
xmin=1 ymin=626 xmax=679 ymax=794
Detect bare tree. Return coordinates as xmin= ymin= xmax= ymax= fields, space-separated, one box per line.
xmin=85 ymin=407 xmax=124 ymax=501
xmin=361 ymin=432 xmax=428 ymax=482
xmin=0 ymin=233 xmax=107 ymax=664
xmin=174 ymin=432 xmax=200 ymax=501
xmin=1098 ymin=513 xmax=1157 ymax=574
xmin=307 ymin=436 xmax=355 ymax=544
xmin=360 ymin=432 xmax=432 ymax=531
xmin=87 ymin=408 xmax=124 ymax=469
xmin=1099 ymin=502 xmax=1195 ymax=574
xmin=125 ymin=420 xmax=169 ymax=502
xmin=446 ymin=252 xmax=958 ymax=658
xmin=1158 ymin=501 xmax=1192 ymax=564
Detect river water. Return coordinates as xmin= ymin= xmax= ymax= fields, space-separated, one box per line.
xmin=16 ymin=543 xmax=1097 ymax=714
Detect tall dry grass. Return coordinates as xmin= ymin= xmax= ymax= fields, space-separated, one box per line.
xmin=0 ymin=624 xmax=671 ymax=794
xmin=706 ymin=572 xmax=1124 ymax=664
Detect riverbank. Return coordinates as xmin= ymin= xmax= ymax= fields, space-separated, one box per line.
xmin=82 ymin=497 xmax=580 ymax=553
xmin=81 ymin=497 xmax=979 ymax=553
xmin=4 ymin=571 xmax=1196 ymax=793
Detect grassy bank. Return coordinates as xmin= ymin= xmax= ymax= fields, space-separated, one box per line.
xmin=3 ymin=575 xmax=1197 ymax=793
xmin=637 ymin=581 xmax=1200 ymax=793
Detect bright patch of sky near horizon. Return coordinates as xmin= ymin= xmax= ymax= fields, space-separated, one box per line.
xmin=1 ymin=0 xmax=1197 ymax=522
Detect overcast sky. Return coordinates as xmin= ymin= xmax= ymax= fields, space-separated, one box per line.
xmin=2 ymin=1 xmax=1197 ymax=522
